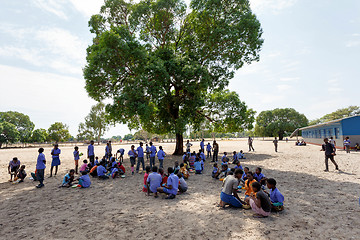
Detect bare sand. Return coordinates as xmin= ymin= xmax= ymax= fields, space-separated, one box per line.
xmin=1 ymin=139 xmax=360 ymax=239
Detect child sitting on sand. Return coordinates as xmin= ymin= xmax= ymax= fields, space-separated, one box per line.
xmin=117 ymin=162 xmax=126 ymax=175
xmin=159 ymin=168 xmax=168 ymax=186
xmin=143 ymin=166 xmax=151 ymax=192
xmin=218 ymin=164 xmax=230 ymax=180
xmin=244 ymin=171 xmax=257 ymax=198
xmin=79 ymin=160 xmax=88 ymax=172
xmin=146 ymin=166 xmax=162 ymax=198
xmin=78 ymin=171 xmax=91 ymax=188
xmin=242 ymin=167 xmax=249 ymax=182
xmin=17 ymin=165 xmax=27 ymax=183
xmin=355 ymin=143 xmax=360 ymax=151
xmin=254 ymin=167 xmax=267 ymax=185
xmin=178 ymin=172 xmax=188 ymax=193
xmin=157 ymin=167 xmax=179 ymax=199
xmin=188 ymin=153 xmax=196 ymax=168
xmin=180 ymin=163 xmax=189 ymax=179
xmin=60 ymin=169 xmax=75 ymax=187
xmin=266 ymin=178 xmax=284 ymax=211
xmin=90 ymin=163 xmax=98 ymax=177
xmin=111 ymin=166 xmax=120 ymax=179
xmin=232 ymin=151 xmax=238 ymax=164
xmin=212 ymin=163 xmax=220 ymax=179
xmin=245 ymin=181 xmax=272 ymax=218
xmin=194 ymin=158 xmax=202 ymax=174
xmin=174 ymin=161 xmax=180 ymax=173
xmin=97 ymin=162 xmax=109 ymax=179
xmin=234 ymin=161 xmax=243 ymax=170
xmin=238 ymin=150 xmax=246 ymax=159
xmin=221 ymin=152 xmax=229 ymax=164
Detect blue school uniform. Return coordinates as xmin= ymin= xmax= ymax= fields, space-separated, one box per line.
xmin=254 ymin=172 xmax=265 ymax=182
xmin=157 ymin=150 xmax=165 ymax=160
xmin=79 ymin=174 xmax=91 ymax=188
xmin=270 ymin=187 xmax=284 ymax=204
xmin=88 ymin=144 xmax=94 ymax=156
xmin=200 ymin=152 xmax=206 ymax=161
xmin=150 ymin=146 xmax=157 ymax=158
xmin=97 ymin=165 xmax=107 ymax=176
xmin=51 ymin=148 xmax=61 ymax=166
xmin=206 ymin=144 xmax=212 ymax=151
xmin=234 ymin=165 xmax=243 ymax=170
xmin=200 ymin=141 xmax=205 ymax=149
xmin=163 ymin=173 xmax=179 ymax=195
xmin=62 ymin=173 xmax=72 ymax=185
xmin=36 ymin=153 xmax=46 ymax=169
xmin=147 ymin=172 xmax=162 ymax=193
xmin=194 ymin=161 xmax=202 ymax=171
xmin=118 ymin=148 xmax=125 ymax=156
xmin=137 ymin=146 xmax=144 ymax=158
xmin=73 ymin=150 xmax=79 ymax=160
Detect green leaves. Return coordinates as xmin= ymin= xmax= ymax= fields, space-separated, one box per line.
xmin=48 ymin=122 xmax=71 ymax=142
xmin=0 ymin=111 xmax=35 ymax=143
xmin=0 ymin=121 xmax=20 ymax=147
xmin=31 ymin=129 xmax=48 ymax=143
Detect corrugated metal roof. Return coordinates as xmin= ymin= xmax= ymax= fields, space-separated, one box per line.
xmin=300 ymin=115 xmax=360 ymax=130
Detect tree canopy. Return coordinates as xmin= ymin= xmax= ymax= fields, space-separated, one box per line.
xmin=309 ymin=106 xmax=360 ymax=125
xmin=255 ymin=108 xmax=308 ymax=140
xmin=31 ymin=128 xmax=48 ymax=143
xmin=77 ymin=102 xmax=109 ymax=143
xmin=0 ymin=121 xmax=20 ymax=148
xmin=48 ymin=122 xmax=71 ymax=142
xmin=0 ymin=111 xmax=34 ymax=143
xmin=84 ymin=0 xmax=263 ymax=154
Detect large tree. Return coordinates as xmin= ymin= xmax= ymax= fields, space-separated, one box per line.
xmin=0 ymin=122 xmax=20 ymax=148
xmin=48 ymin=122 xmax=71 ymax=142
xmin=255 ymin=108 xmax=308 ymax=140
xmin=310 ymin=106 xmax=360 ymax=125
xmin=77 ymin=102 xmax=109 ymax=144
xmin=0 ymin=111 xmax=35 ymax=143
xmin=31 ymin=128 xmax=48 ymax=143
xmin=84 ymin=0 xmax=263 ymax=154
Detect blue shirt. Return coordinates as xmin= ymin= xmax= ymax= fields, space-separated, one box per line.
xmin=167 ymin=173 xmax=179 ymax=195
xmin=146 ymin=146 xmax=150 ymax=153
xmin=73 ymin=150 xmax=79 ymax=160
xmin=194 ymin=161 xmax=202 ymax=171
xmin=270 ymin=188 xmax=284 ymax=203
xmin=36 ymin=153 xmax=46 ymax=169
xmin=97 ymin=165 xmax=107 ymax=176
xmin=105 ymin=145 xmax=110 ymax=154
xmin=147 ymin=172 xmax=162 ymax=193
xmin=128 ymin=150 xmax=136 ymax=158
xmin=150 ymin=145 xmax=157 ymax=157
xmin=254 ymin=172 xmax=265 ymax=182
xmin=206 ymin=144 xmax=212 ymax=151
xmin=79 ymin=174 xmax=91 ymax=188
xmin=118 ymin=148 xmax=125 ymax=155
xmin=200 ymin=152 xmax=206 ymax=161
xmin=52 ymin=148 xmax=61 ymax=159
xmin=137 ymin=146 xmax=144 ymax=158
xmin=212 ymin=167 xmax=218 ymax=174
xmin=234 ymin=165 xmax=243 ymax=170
xmin=233 ymin=154 xmax=238 ymax=161
xmin=157 ymin=149 xmax=165 ymax=160
xmin=62 ymin=173 xmax=72 ymax=184
xmin=88 ymin=144 xmax=94 ymax=156
xmin=200 ymin=141 xmax=205 ymax=149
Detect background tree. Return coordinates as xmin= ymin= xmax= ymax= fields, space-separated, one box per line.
xmin=31 ymin=128 xmax=48 ymax=143
xmin=48 ymin=122 xmax=71 ymax=142
xmin=134 ymin=129 xmax=153 ymax=141
xmin=310 ymin=106 xmax=360 ymax=125
xmin=84 ymin=0 xmax=263 ymax=154
xmin=0 ymin=122 xmax=20 ymax=148
xmin=123 ymin=133 xmax=134 ymax=141
xmin=77 ymin=102 xmax=109 ymax=144
xmin=255 ymin=108 xmax=308 ymax=140
xmin=0 ymin=111 xmax=35 ymax=143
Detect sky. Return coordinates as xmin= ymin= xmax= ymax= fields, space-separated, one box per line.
xmin=0 ymin=0 xmax=359 ymax=138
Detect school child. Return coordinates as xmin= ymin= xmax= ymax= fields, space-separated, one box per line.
xmin=8 ymin=157 xmax=21 ymax=182
xmin=147 ymin=166 xmax=162 ymax=198
xmin=232 ymin=151 xmax=238 ymax=164
xmin=200 ymin=150 xmax=206 ymax=162
xmin=178 ymin=173 xmax=188 ymax=193
xmin=174 ymin=161 xmax=180 ymax=174
xmin=254 ymin=167 xmax=267 ymax=185
xmin=79 ymin=160 xmax=89 ymax=172
xmin=157 ymin=146 xmax=166 ymax=169
xmin=194 ymin=158 xmax=202 ymax=174
xmin=109 ymin=158 xmax=117 ymax=171
xmin=149 ymin=142 xmax=157 ymax=168
xmin=60 ymin=169 xmax=75 ymax=187
xmin=117 ymin=162 xmax=126 ymax=175
xmin=50 ymin=144 xmax=61 ymax=177
xmin=16 ymin=165 xmax=27 ymax=183
xmin=238 ymin=150 xmax=246 ymax=159
xmin=218 ymin=169 xmax=245 ymax=208
xmin=36 ymin=148 xmax=46 ymax=188
xmin=90 ymin=164 xmax=99 ymax=177
xmin=97 ymin=162 xmax=109 ymax=179
xmin=244 ymin=171 xmax=257 ymax=198
xmin=157 ymin=167 xmax=179 ymax=199
xmin=128 ymin=145 xmax=138 ymax=175
xmin=242 ymin=167 xmax=249 ymax=181
xmin=159 ymin=168 xmax=168 ymax=185
xmin=73 ymin=146 xmax=80 ymax=174
xmin=78 ymin=171 xmax=91 ymax=188
xmin=212 ymin=163 xmax=220 ymax=179
xmin=221 ymin=152 xmax=229 ymax=163
xmin=180 ymin=163 xmax=189 ymax=179
xmin=143 ymin=166 xmax=151 ymax=192
xmin=146 ymin=144 xmax=150 ymax=160
xmin=234 ymin=161 xmax=243 ymax=171
xmin=206 ymin=143 xmax=212 ymax=158
xmin=188 ymin=153 xmax=196 ymax=168
xmin=94 ymin=156 xmax=99 ymax=166
xmin=218 ymin=164 xmax=230 ymax=180
xmin=245 ymin=181 xmax=271 ymax=217
xmin=266 ymin=178 xmax=285 ymax=212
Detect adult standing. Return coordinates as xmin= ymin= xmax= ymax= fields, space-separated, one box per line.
xmin=185 ymin=140 xmax=193 ymax=153
xmin=136 ymin=142 xmax=145 ymax=173
xmin=321 ymin=138 xmax=339 ymax=172
xmin=344 ymin=137 xmax=351 ymax=153
xmin=273 ymin=137 xmax=278 ymax=152
xmin=149 ymin=142 xmax=157 ymax=168
xmin=36 ymin=148 xmax=46 ymax=188
xmin=248 ymin=136 xmax=255 ymax=152
xmin=219 ymin=169 xmax=245 ymax=208
xmin=88 ymin=140 xmax=95 ymax=166
xmin=50 ymin=144 xmax=61 ymax=177
xmin=200 ymin=139 xmax=205 ymax=152
xmin=212 ymin=140 xmax=219 ymax=162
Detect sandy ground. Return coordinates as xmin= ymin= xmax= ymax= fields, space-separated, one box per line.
xmin=0 ymin=139 xmax=360 ymax=240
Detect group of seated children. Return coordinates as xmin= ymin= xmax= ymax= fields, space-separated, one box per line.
xmin=60 ymin=169 xmax=91 ymax=188
xmin=295 ymin=140 xmax=306 ymax=146
xmin=78 ymin=156 xmax=126 ymax=180
xmin=218 ymin=163 xmax=284 ymax=217
xmin=8 ymin=157 xmax=27 ymax=183
xmin=182 ymin=149 xmax=205 ymax=174
xmin=145 ymin=165 xmax=188 ymax=199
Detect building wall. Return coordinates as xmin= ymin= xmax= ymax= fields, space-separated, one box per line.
xmin=301 ymin=123 xmax=343 ymax=148
xmin=341 ymin=116 xmax=360 ymax=136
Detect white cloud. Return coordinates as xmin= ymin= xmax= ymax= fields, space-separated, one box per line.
xmin=276 ymin=84 xmax=292 ymax=91
xmin=250 ymin=0 xmax=298 ymax=14
xmin=279 ymin=77 xmax=299 ymax=82
xmin=346 ymin=40 xmax=360 ymax=47
xmin=33 ymin=0 xmax=68 ymax=20
xmin=68 ymin=0 xmax=103 ymax=17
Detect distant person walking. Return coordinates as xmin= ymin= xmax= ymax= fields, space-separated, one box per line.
xmin=212 ymin=140 xmax=219 ymax=162
xmin=344 ymin=137 xmax=351 ymax=153
xmin=248 ymin=137 xmax=255 ymax=152
xmin=88 ymin=140 xmax=95 ymax=165
xmin=321 ymin=138 xmax=339 ymax=172
xmin=50 ymin=144 xmax=61 ymax=177
xmin=273 ymin=137 xmax=278 ymax=152
xmin=200 ymin=139 xmax=205 ymax=152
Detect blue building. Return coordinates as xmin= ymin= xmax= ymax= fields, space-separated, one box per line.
xmin=300 ymin=115 xmax=360 ymax=149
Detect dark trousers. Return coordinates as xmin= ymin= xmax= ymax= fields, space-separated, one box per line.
xmin=36 ymin=169 xmax=45 ymax=185
xmin=249 ymin=143 xmax=254 ymax=151
xmin=213 ymin=151 xmax=218 ymax=162
xmin=136 ymin=157 xmax=145 ymax=172
xmin=150 ymin=157 xmax=155 ymax=168
xmin=207 ymin=151 xmax=212 ymax=158
xmin=325 ymin=155 xmax=338 ymax=170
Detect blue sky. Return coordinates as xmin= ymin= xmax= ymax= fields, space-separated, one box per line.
xmin=0 ymin=0 xmax=359 ymax=138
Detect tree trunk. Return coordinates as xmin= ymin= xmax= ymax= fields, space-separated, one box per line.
xmin=278 ymin=132 xmax=284 ymax=140
xmin=173 ymin=133 xmax=184 ymax=155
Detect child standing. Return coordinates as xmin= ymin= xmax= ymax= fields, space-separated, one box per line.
xmin=206 ymin=143 xmax=212 ymax=159
xmin=36 ymin=148 xmax=46 ymax=188
xmin=50 ymin=144 xmax=61 ymax=177
xmin=143 ymin=166 xmax=151 ymax=192
xmin=157 ymin=146 xmax=166 ymax=169
xmin=73 ymin=146 xmax=80 ymax=174
xmin=128 ymin=145 xmax=138 ymax=175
